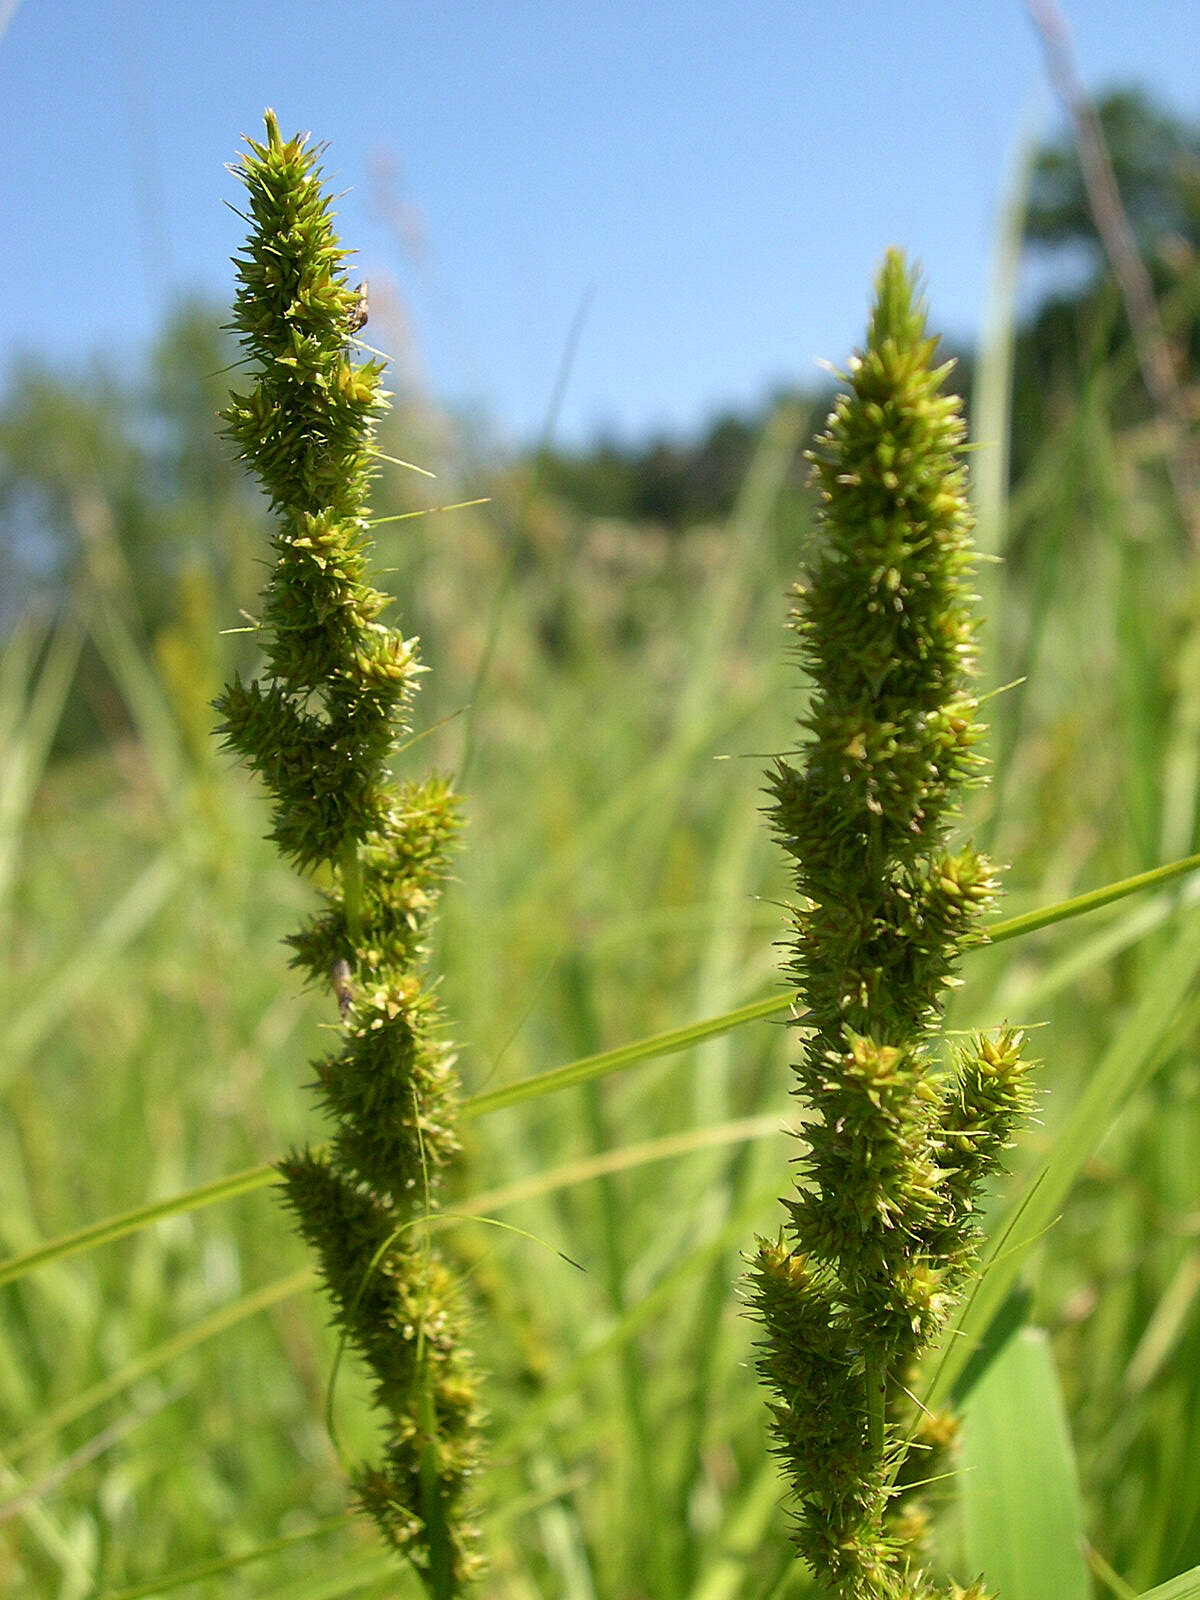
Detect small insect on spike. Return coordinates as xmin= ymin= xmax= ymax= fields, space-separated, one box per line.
xmin=330 ymin=958 xmax=354 ymax=1018
xmin=348 ymin=281 xmax=369 ymax=334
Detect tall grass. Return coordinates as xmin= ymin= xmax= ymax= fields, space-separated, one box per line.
xmin=3 ymin=167 xmax=1200 ymax=1600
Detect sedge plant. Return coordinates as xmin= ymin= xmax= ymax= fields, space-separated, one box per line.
xmin=750 ymin=252 xmax=1034 ymax=1600
xmin=214 ymin=112 xmax=482 ymax=1594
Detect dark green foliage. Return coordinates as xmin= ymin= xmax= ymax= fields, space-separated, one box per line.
xmin=213 ymin=112 xmax=481 ymax=1592
xmin=1011 ymin=88 xmax=1200 ymax=489
xmin=1026 ymin=87 xmax=1200 ymax=257
xmin=751 ymin=253 xmax=1033 ymax=1600
xmin=0 ymin=302 xmax=263 ymax=754
xmin=539 ymin=400 xmax=818 ymax=530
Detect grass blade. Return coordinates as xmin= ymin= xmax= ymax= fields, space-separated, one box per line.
xmin=2 ymin=850 xmax=182 ymax=1083
xmin=463 ymin=993 xmax=788 ymax=1117
xmin=6 ymin=1271 xmax=312 ymax=1460
xmin=96 ymin=1516 xmax=352 ymax=1600
xmin=931 ymin=904 xmax=1200 ymax=1406
xmin=1136 ymin=1566 xmax=1200 ymax=1600
xmin=958 ymin=1325 xmax=1090 ymax=1600
xmin=0 ymin=1163 xmax=277 ymax=1289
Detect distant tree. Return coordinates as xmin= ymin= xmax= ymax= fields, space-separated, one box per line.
xmin=1025 ymin=87 xmax=1200 ymax=260
xmin=539 ymin=393 xmax=820 ymax=533
xmin=0 ymin=302 xmax=266 ymax=750
xmin=1011 ymin=87 xmax=1200 ymax=483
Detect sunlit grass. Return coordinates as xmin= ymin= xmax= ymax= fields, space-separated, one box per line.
xmin=3 ymin=247 xmax=1200 ymax=1598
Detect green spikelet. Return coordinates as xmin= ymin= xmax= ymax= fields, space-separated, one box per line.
xmin=749 ymin=251 xmax=1033 ymax=1600
xmin=214 ymin=111 xmax=482 ymax=1593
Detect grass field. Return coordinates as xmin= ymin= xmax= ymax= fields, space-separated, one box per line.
xmin=3 ymin=227 xmax=1200 ymax=1600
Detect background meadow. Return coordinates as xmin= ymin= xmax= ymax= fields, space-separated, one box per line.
xmin=3 ymin=4 xmax=1200 ymax=1597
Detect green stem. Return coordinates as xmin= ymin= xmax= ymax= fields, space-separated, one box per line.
xmin=418 ymin=1365 xmax=455 ymax=1600
xmin=865 ymin=1358 xmax=886 ymax=1458
xmin=340 ymin=831 xmax=363 ymax=945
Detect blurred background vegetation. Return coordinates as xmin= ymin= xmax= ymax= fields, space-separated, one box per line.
xmin=2 ymin=87 xmax=1200 ymax=1599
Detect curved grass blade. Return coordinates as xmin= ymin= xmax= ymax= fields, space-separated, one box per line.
xmin=2 ymin=850 xmax=182 ymax=1087
xmin=6 ymin=1269 xmax=312 ymax=1461
xmin=96 ymin=1515 xmax=352 ymax=1599
xmin=0 ymin=1163 xmax=277 ymax=1289
xmin=958 ymin=1325 xmax=1090 ymax=1600
xmin=930 ymin=904 xmax=1200 ymax=1407
xmin=6 ymin=851 xmax=1198 ymax=1288
xmin=1135 ymin=1565 xmax=1200 ymax=1600
xmin=7 ymin=1118 xmax=786 ymax=1458
xmin=463 ymin=994 xmax=789 ymax=1118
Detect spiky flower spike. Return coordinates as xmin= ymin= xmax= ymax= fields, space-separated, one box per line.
xmin=215 ymin=112 xmax=482 ymax=1593
xmin=749 ymin=252 xmax=1033 ymax=1600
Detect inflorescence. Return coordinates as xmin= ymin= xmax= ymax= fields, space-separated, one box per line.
xmin=215 ymin=111 xmax=482 ymax=1595
xmin=750 ymin=252 xmax=1033 ymax=1600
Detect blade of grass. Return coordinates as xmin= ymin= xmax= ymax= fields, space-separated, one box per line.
xmin=463 ymin=993 xmax=789 ymax=1118
xmin=95 ymin=1516 xmax=352 ymax=1600
xmin=958 ymin=1325 xmax=1090 ymax=1600
xmin=468 ymin=1112 xmax=786 ymax=1216
xmin=1122 ymin=1247 xmax=1200 ymax=1401
xmin=86 ymin=593 xmax=187 ymax=813
xmin=931 ymin=904 xmax=1200 ymax=1407
xmin=2 ymin=850 xmax=183 ymax=1084
xmin=1084 ymin=1544 xmax=1139 ymax=1600
xmin=490 ymin=1182 xmax=778 ymax=1460
xmin=6 ymin=1269 xmax=313 ymax=1460
xmin=1136 ymin=1565 xmax=1200 ymax=1600
xmin=6 ymin=1118 xmax=786 ymax=1459
xmin=8 ymin=846 xmax=1198 ymax=1282
xmin=0 ymin=1113 xmax=783 ymax=1291
xmin=986 ymin=850 xmax=1200 ymax=945
xmin=998 ymin=867 xmax=1200 ymax=1015
xmin=688 ymin=1460 xmax=788 ymax=1600
xmin=0 ymin=614 xmax=85 ymax=909
xmin=1160 ymin=607 xmax=1200 ymax=860
xmin=0 ymin=1162 xmax=278 ymax=1289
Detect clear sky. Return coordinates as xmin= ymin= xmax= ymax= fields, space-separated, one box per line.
xmin=2 ymin=0 xmax=1197 ymax=449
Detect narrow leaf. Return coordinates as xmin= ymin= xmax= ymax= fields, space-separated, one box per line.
xmin=959 ymin=1325 xmax=1090 ymax=1600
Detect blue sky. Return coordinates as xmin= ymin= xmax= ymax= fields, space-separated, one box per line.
xmin=2 ymin=0 xmax=1197 ymax=448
